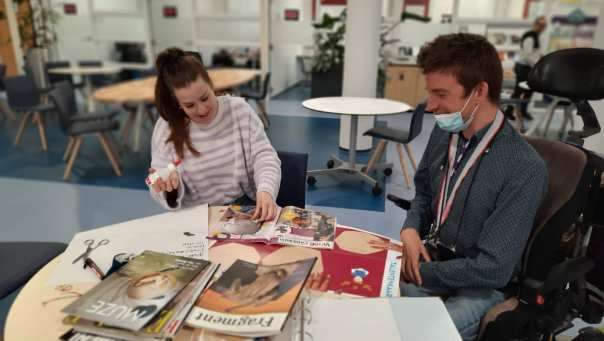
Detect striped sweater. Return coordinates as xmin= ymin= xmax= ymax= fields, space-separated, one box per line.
xmin=149 ymin=95 xmax=281 ymax=210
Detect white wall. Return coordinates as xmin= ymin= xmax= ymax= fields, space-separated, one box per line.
xmin=430 ymin=0 xmax=454 ymax=23
xmin=52 ymin=0 xmax=152 ymax=66
xmin=148 ymin=0 xmax=195 ymax=54
xmin=270 ymin=0 xmax=313 ymax=95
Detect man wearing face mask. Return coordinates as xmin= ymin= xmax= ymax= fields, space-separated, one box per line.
xmin=399 ymin=33 xmax=548 ymax=341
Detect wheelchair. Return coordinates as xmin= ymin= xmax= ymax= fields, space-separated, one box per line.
xmin=389 ymin=48 xmax=604 ymax=341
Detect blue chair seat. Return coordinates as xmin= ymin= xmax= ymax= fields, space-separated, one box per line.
xmin=363 ymin=126 xmax=411 ymax=145
xmin=12 ymin=102 xmax=55 ymax=113
xmin=68 ymin=119 xmax=119 ymax=136
xmin=0 ymin=242 xmax=66 ymax=299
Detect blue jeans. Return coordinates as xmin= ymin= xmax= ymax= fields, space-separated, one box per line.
xmin=400 ymin=282 xmax=505 ymax=341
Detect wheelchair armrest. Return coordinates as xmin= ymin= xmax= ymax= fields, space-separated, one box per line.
xmin=387 ymin=194 xmax=411 ymax=210
xmin=518 ymin=257 xmax=594 ymax=305
xmin=542 ymin=257 xmax=594 ymax=293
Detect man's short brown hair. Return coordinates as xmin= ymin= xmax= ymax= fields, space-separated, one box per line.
xmin=417 ymin=33 xmax=502 ymax=104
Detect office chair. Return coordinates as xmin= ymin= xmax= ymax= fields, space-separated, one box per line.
xmin=240 ymin=73 xmax=271 ymax=129
xmin=477 ymin=48 xmax=604 ymax=341
xmin=0 ymin=242 xmax=67 ymax=299
xmin=362 ymin=102 xmax=425 ymax=189
xmin=5 ymin=75 xmax=56 ymax=150
xmin=276 ymin=150 xmax=308 ymax=208
xmin=49 ymin=81 xmax=122 ymax=180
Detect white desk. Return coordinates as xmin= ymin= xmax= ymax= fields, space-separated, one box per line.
xmin=48 ymin=65 xmax=121 ymax=112
xmin=303 ymin=97 xmax=411 ymax=195
xmin=4 ymin=205 xmax=461 ymax=341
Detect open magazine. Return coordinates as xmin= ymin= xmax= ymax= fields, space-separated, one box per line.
xmin=209 ymin=225 xmax=402 ymax=298
xmin=63 ymin=260 xmax=219 ymax=341
xmin=209 ymin=206 xmax=336 ymax=249
xmin=185 ymin=258 xmax=316 ymax=338
xmin=62 ymin=251 xmax=211 ymax=331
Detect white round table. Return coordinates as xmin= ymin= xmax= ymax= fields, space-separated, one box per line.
xmin=302 ymin=97 xmax=411 ymax=194
xmin=48 ymin=65 xmax=121 ymax=112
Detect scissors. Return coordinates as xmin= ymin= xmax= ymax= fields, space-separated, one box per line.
xmin=72 ymin=238 xmax=109 ymax=264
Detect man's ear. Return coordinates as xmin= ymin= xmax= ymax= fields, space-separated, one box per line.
xmin=476 ymin=81 xmax=489 ymax=101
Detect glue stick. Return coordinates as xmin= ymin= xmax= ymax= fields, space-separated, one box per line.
xmin=146 ymin=160 xmax=181 ymax=187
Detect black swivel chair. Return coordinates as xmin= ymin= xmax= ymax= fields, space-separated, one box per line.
xmin=5 ymin=75 xmax=55 ymax=150
xmin=0 ymin=242 xmax=67 ymax=299
xmin=49 ymin=81 xmax=122 ymax=180
xmin=241 ymin=72 xmax=271 ymax=129
xmin=276 ymin=150 xmax=308 ymax=208
xmin=362 ymin=102 xmax=426 ymax=189
xmin=478 ymin=136 xmax=603 ymax=341
xmin=477 ymin=47 xmax=604 ymax=341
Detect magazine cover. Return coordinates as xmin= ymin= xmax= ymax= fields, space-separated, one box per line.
xmin=272 ymin=206 xmax=336 ymax=249
xmin=65 ymin=262 xmax=219 ymax=341
xmin=185 ymin=258 xmax=316 ymax=337
xmin=209 ymin=225 xmax=401 ymax=298
xmin=63 ymin=251 xmax=208 ymax=331
xmin=209 ymin=205 xmax=281 ymax=243
xmin=209 ymin=206 xmax=336 ymax=250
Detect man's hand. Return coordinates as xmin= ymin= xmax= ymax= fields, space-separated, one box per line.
xmin=400 ymin=228 xmax=431 ymax=286
xmin=252 ymin=191 xmax=277 ymax=222
xmin=148 ymin=168 xmax=180 ymax=194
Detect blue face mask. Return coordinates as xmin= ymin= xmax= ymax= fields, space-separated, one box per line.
xmin=434 ymin=91 xmax=478 ymax=133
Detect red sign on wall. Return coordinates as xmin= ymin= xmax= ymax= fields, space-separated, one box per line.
xmin=63 ymin=3 xmax=77 ymax=15
xmin=163 ymin=6 xmax=177 ymax=18
xmin=284 ymin=9 xmax=300 ymax=21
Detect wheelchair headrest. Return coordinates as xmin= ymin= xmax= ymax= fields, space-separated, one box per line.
xmin=528 ymin=48 xmax=604 ymax=101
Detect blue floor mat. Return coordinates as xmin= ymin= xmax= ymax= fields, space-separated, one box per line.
xmin=0 ymin=113 xmax=385 ymax=211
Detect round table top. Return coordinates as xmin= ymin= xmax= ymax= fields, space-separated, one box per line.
xmin=48 ymin=65 xmax=121 ymax=75
xmin=5 ymin=207 xmax=224 ymax=341
xmin=92 ymin=68 xmax=259 ymax=104
xmin=302 ymin=97 xmax=412 ymax=116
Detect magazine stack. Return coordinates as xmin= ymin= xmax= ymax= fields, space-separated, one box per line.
xmin=60 ymin=250 xmax=219 ymax=341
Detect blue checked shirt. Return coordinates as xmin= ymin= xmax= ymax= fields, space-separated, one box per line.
xmin=403 ymin=116 xmax=548 ymax=289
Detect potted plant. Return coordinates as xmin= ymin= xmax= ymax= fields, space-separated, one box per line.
xmin=0 ymin=0 xmax=60 ymax=87
xmin=310 ymin=10 xmax=346 ymax=98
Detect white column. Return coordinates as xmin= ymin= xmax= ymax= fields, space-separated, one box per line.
xmin=260 ymin=0 xmax=270 ymax=103
xmin=339 ymin=0 xmax=382 ymax=150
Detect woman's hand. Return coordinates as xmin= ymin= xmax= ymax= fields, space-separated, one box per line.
xmin=148 ymin=168 xmax=180 ymax=194
xmin=252 ymin=191 xmax=277 ymax=222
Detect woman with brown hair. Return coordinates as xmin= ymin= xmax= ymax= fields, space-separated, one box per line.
xmin=148 ymin=47 xmax=280 ymax=221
